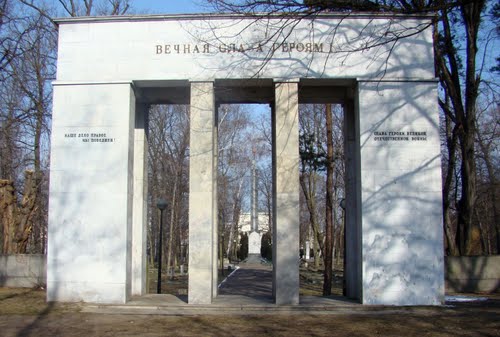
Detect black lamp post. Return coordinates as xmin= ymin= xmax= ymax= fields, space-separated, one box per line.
xmin=156 ymin=198 xmax=168 ymax=294
xmin=233 ymin=239 xmax=237 ymax=261
xmin=221 ymin=232 xmax=225 ymax=276
xmin=339 ymin=198 xmax=346 ymax=296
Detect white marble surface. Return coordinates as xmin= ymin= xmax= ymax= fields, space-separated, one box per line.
xmin=131 ymin=104 xmax=148 ymax=296
xmin=47 ymin=83 xmax=135 ymax=304
xmin=358 ymin=81 xmax=444 ymax=305
xmin=248 ymin=232 xmax=261 ymax=255
xmin=55 ymin=15 xmax=434 ymax=83
xmin=273 ymin=82 xmax=300 ymax=305
xmin=48 ymin=14 xmax=443 ymax=306
xmin=188 ymin=82 xmax=216 ymax=304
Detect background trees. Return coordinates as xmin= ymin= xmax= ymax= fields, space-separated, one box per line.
xmin=0 ymin=0 xmax=498 ymax=298
xmin=0 ymin=0 xmax=131 ymax=254
xmin=147 ymin=105 xmax=190 ymax=278
xmin=299 ymin=103 xmax=345 ymax=295
xmin=1 ymin=1 xmax=56 ymax=254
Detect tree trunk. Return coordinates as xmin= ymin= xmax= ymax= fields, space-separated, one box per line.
xmin=434 ymin=2 xmax=485 ymax=255
xmin=441 ymin=103 xmax=459 ymax=256
xmin=227 ymin=179 xmax=243 ymax=259
xmin=299 ymin=172 xmax=324 ymax=266
xmin=166 ymin=177 xmax=178 ymax=279
xmin=476 ymin=121 xmax=500 ymax=253
xmin=0 ymin=179 xmax=16 ymax=254
xmin=323 ymin=103 xmax=334 ymax=296
xmin=332 ymin=186 xmax=339 ymax=268
xmin=0 ymin=172 xmax=37 ymax=254
xmin=16 ymin=171 xmax=38 ymax=253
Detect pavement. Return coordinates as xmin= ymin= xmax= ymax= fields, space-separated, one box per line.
xmin=83 ymin=259 xmax=500 ymax=316
xmin=82 ymin=259 xmax=362 ymax=315
xmin=218 ymin=260 xmax=273 ymax=300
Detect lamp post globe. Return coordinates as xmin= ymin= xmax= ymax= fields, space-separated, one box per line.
xmin=339 ymin=198 xmax=346 ymax=210
xmin=157 ymin=199 xmax=168 ymax=211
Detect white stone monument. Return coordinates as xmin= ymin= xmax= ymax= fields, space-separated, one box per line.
xmin=247 ymin=157 xmax=262 ymax=260
xmin=47 ymin=13 xmax=444 ymax=306
xmin=248 ymin=232 xmax=262 ymax=256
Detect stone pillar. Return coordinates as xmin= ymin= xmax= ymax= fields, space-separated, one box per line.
xmin=357 ymin=80 xmax=444 ymax=305
xmin=131 ymin=103 xmax=149 ymax=296
xmin=343 ymin=98 xmax=362 ymax=300
xmin=188 ymin=81 xmax=216 ymax=304
xmin=212 ymin=104 xmax=219 ymax=299
xmin=47 ymin=82 xmax=136 ymax=304
xmin=272 ymin=81 xmax=300 ymax=305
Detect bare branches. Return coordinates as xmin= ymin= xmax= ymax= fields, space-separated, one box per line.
xmin=108 ymin=0 xmax=129 ymax=15
xmin=207 ymin=0 xmax=475 ymax=15
xmin=204 ymin=0 xmax=498 ymax=257
xmin=1 ymin=0 xmax=134 ymax=254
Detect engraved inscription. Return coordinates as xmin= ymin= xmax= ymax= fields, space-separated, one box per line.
xmin=64 ymin=131 xmax=115 ymax=143
xmin=373 ymin=131 xmax=427 ymax=142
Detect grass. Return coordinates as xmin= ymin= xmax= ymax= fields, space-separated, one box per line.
xmin=0 ymin=287 xmax=78 ymax=315
xmin=0 ymin=287 xmax=499 ymax=336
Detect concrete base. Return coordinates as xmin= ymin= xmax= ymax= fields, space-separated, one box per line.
xmin=446 ymin=256 xmax=500 ymax=293
xmin=0 ymin=254 xmax=46 ymax=288
xmin=244 ymin=254 xmax=263 ymax=264
xmin=81 ymin=294 xmax=361 ymax=316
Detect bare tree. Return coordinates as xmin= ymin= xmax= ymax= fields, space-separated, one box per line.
xmin=474 ymin=103 xmax=499 ymax=253
xmin=299 ymin=103 xmax=345 ymax=294
xmin=217 ymin=104 xmax=252 ymax=263
xmin=254 ymin=112 xmax=273 ymax=242
xmin=323 ymin=103 xmax=334 ymax=295
xmin=299 ymin=104 xmax=326 ymax=270
xmin=147 ymin=105 xmax=190 ymax=282
xmin=0 ymin=0 xmax=134 ymax=254
xmin=0 ymin=2 xmax=56 ymax=254
xmin=205 ymin=0 xmax=499 ymax=258
xmin=19 ymin=0 xmax=130 ymax=18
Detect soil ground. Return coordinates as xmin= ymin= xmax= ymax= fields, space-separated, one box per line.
xmin=2 ymin=259 xmax=500 ymax=337
xmin=1 ymin=287 xmax=500 ymax=336
xmin=2 ymin=261 xmax=498 ymax=336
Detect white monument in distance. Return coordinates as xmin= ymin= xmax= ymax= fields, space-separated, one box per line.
xmin=247 ymin=157 xmax=262 ymax=260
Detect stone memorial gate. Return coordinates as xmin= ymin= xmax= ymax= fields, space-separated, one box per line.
xmin=47 ymin=13 xmax=444 ymax=306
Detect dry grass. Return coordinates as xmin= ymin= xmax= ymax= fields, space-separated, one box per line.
xmin=0 ymin=287 xmax=499 ymax=337
xmin=0 ymin=287 xmax=78 ymax=316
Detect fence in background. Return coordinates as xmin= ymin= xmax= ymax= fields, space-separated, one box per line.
xmin=1 ymin=254 xmax=498 ymax=293
xmin=0 ymin=254 xmax=46 ymax=288
xmin=445 ymin=255 xmax=499 ymax=293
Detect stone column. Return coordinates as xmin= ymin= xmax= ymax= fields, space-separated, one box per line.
xmin=272 ymin=81 xmax=300 ymax=305
xmin=131 ymin=103 xmax=149 ymax=296
xmin=343 ymin=98 xmax=362 ymax=300
xmin=212 ymin=104 xmax=219 ymax=299
xmin=357 ymin=80 xmax=444 ymax=305
xmin=188 ymin=81 xmax=216 ymax=304
xmin=47 ymin=82 xmax=136 ymax=304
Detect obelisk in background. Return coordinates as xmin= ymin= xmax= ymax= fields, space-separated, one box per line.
xmin=248 ymin=151 xmax=261 ymax=259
